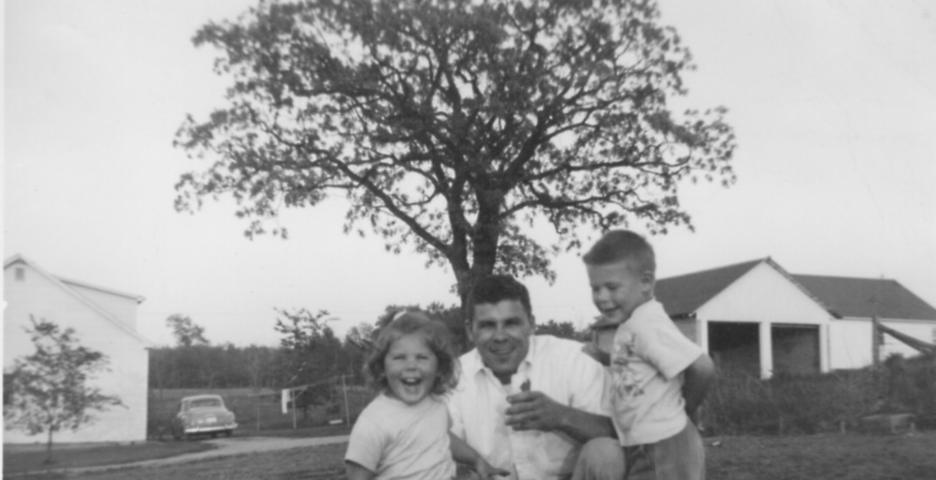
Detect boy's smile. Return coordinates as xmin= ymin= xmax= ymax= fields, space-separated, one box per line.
xmin=586 ymin=260 xmax=654 ymax=326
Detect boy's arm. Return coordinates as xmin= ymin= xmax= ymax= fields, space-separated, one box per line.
xmin=345 ymin=461 xmax=375 ymax=480
xmin=682 ymin=353 xmax=715 ymax=418
xmin=449 ymin=433 xmax=510 ymax=479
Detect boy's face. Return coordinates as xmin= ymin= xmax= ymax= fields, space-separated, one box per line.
xmin=469 ymin=299 xmax=534 ymax=384
xmin=586 ymin=260 xmax=654 ymax=326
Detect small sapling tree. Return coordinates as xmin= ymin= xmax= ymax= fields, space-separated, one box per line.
xmin=4 ymin=317 xmax=124 ymax=464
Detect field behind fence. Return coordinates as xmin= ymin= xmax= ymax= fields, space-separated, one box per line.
xmin=148 ymin=385 xmax=376 ymax=438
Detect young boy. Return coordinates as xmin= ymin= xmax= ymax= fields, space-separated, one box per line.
xmin=583 ymin=230 xmax=715 ymax=480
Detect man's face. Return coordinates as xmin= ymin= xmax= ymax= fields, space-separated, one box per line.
xmin=469 ymin=299 xmax=534 ymax=383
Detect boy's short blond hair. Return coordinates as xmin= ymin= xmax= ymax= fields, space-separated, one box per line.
xmin=582 ymin=230 xmax=656 ymax=276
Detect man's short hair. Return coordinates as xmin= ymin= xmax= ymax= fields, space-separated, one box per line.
xmin=466 ymin=275 xmax=533 ymax=321
xmin=582 ymin=230 xmax=656 ymax=275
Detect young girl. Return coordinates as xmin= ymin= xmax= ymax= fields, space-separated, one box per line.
xmin=345 ymin=311 xmax=503 ymax=480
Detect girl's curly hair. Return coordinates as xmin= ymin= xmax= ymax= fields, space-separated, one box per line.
xmin=364 ymin=311 xmax=460 ymax=396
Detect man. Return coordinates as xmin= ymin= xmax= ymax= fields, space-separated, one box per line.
xmin=448 ymin=275 xmax=625 ymax=480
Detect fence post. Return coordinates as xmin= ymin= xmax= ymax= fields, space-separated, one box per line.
xmin=342 ymin=375 xmax=351 ymax=425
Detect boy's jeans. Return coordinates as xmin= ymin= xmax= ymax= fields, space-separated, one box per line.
xmin=624 ymin=421 xmax=705 ymax=480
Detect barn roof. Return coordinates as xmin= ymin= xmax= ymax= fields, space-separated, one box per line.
xmin=654 ymin=259 xmax=762 ymax=317
xmin=792 ymin=275 xmax=936 ymax=320
xmin=655 ymin=258 xmax=936 ymax=321
xmin=4 ymin=254 xmax=151 ymax=344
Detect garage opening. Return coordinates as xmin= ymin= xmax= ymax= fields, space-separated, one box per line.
xmin=708 ymin=322 xmax=759 ymax=377
xmin=771 ymin=324 xmax=820 ymax=375
xmin=707 ymin=321 xmax=821 ymax=378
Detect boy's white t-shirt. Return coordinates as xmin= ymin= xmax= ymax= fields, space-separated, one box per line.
xmin=608 ymin=299 xmax=703 ymax=446
xmin=345 ymin=393 xmax=456 ymax=480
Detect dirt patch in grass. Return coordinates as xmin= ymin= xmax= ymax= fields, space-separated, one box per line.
xmin=2 ymin=441 xmax=215 ymax=476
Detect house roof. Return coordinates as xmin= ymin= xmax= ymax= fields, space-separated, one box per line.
xmin=655 ymin=258 xmax=936 ymax=321
xmin=58 ymin=276 xmax=145 ymax=303
xmin=4 ymin=254 xmax=152 ymax=345
xmin=655 ymin=259 xmax=763 ymax=317
xmin=792 ymin=275 xmax=936 ymax=320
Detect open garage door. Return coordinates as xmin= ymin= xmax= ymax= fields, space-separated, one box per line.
xmin=772 ymin=324 xmax=820 ymax=375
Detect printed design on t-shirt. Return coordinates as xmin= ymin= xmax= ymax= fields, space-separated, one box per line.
xmin=610 ymin=332 xmax=644 ymax=399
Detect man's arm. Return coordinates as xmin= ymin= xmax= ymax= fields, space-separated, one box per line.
xmin=505 ymin=391 xmax=616 ymax=443
xmin=682 ymin=353 xmax=716 ymax=418
xmin=449 ymin=433 xmax=510 ymax=479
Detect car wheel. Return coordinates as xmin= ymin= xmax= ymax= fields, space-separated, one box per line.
xmin=224 ymin=429 xmax=233 ymax=437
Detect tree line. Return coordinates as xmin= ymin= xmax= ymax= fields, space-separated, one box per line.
xmin=151 ymin=309 xmax=587 ymax=391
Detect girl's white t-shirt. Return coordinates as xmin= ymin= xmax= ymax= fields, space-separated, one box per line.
xmin=345 ymin=393 xmax=455 ymax=480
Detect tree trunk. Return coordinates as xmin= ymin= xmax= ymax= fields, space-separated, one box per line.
xmin=44 ymin=429 xmax=54 ymax=465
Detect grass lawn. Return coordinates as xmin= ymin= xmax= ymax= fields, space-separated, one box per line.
xmin=11 ymin=431 xmax=934 ymax=480
xmin=2 ymin=441 xmax=215 ymax=476
xmin=2 ymin=424 xmax=352 ymax=476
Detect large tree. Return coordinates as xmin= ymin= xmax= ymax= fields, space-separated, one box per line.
xmin=175 ymin=0 xmax=735 ymax=302
xmin=4 ymin=318 xmax=124 ymax=464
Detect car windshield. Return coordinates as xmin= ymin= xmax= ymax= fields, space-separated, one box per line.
xmin=188 ymin=398 xmax=222 ymax=408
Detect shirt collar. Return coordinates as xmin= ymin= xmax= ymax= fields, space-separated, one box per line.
xmin=465 ymin=335 xmax=539 ymax=379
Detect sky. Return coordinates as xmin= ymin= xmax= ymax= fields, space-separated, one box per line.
xmin=4 ymin=0 xmax=935 ymax=348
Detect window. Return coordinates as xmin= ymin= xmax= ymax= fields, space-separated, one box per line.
xmin=14 ymin=267 xmax=24 ymax=281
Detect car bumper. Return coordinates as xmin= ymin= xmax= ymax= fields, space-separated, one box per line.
xmin=184 ymin=424 xmax=237 ymax=434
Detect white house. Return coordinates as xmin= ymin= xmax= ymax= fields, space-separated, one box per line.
xmin=656 ymin=258 xmax=936 ymax=379
xmin=3 ymin=254 xmax=151 ymax=443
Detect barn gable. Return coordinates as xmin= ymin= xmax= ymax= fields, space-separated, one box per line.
xmin=3 ymin=254 xmax=150 ymax=443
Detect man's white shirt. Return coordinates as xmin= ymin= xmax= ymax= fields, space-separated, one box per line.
xmin=447 ymin=335 xmax=612 ymax=480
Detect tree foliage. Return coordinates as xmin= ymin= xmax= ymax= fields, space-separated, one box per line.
xmin=535 ymin=319 xmax=587 ymax=341
xmin=273 ymin=308 xmax=346 ymax=415
xmin=175 ymin=0 xmax=736 ymax=301
xmin=166 ymin=313 xmax=210 ymax=347
xmin=4 ymin=318 xmax=124 ymax=464
xmin=376 ymin=302 xmax=470 ymax=354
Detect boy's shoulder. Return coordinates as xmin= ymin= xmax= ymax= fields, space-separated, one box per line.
xmin=624 ymin=300 xmax=673 ymax=329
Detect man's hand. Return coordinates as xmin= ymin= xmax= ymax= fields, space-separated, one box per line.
xmin=504 ymin=391 xmax=568 ymax=432
xmin=471 ymin=458 xmax=511 ymax=479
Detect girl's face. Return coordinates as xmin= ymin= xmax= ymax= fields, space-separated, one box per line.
xmin=384 ymin=333 xmax=439 ymax=406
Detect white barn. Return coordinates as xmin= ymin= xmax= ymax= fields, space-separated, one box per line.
xmin=3 ymin=254 xmax=150 ymax=443
xmin=657 ymin=258 xmax=936 ymax=379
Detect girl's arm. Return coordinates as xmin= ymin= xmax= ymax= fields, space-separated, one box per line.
xmin=450 ymin=433 xmax=510 ymax=479
xmin=345 ymin=461 xmax=376 ymax=480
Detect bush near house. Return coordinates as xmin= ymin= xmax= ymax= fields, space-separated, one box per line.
xmin=702 ymin=354 xmax=936 ymax=435
xmin=147 ymin=387 xmax=376 ymax=439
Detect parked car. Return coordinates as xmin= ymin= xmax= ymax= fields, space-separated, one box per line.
xmin=171 ymin=394 xmax=237 ymax=440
